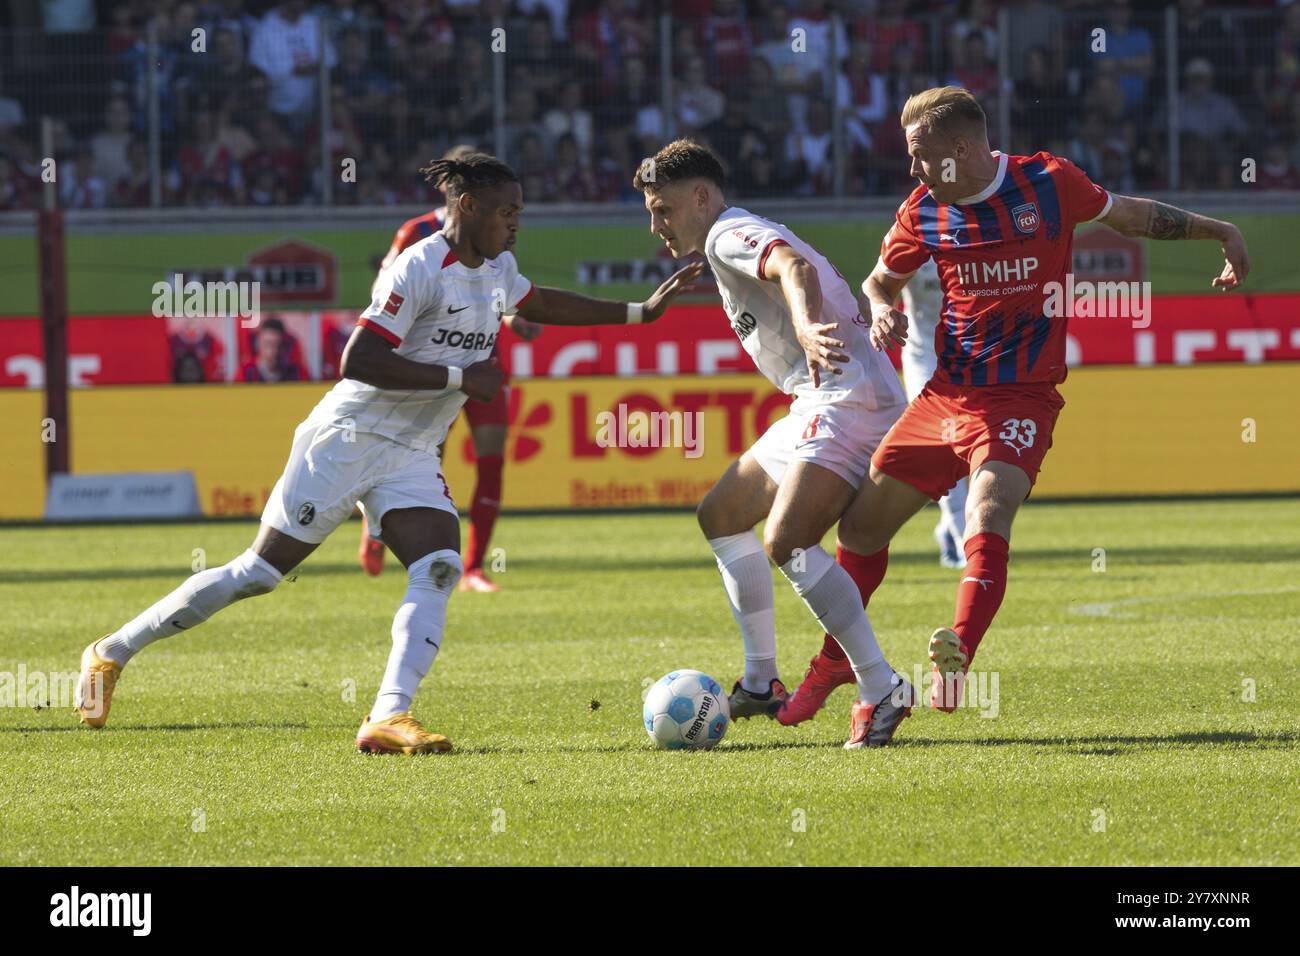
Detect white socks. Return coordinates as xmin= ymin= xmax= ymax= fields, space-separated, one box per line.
xmin=369 ymin=549 xmax=462 ymax=722
xmin=779 ymin=545 xmax=896 ymax=703
xmin=96 ymin=549 xmax=283 ymax=665
xmin=708 ymin=531 xmax=778 ymax=692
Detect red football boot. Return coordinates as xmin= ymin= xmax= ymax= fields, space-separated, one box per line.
xmin=928 ymin=627 xmax=971 ymax=713
xmin=776 ymin=648 xmax=855 ymax=726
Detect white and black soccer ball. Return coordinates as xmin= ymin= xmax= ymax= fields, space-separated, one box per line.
xmin=642 ymin=669 xmax=730 ymax=750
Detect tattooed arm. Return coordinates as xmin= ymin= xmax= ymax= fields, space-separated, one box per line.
xmin=1100 ymin=195 xmax=1250 ymax=290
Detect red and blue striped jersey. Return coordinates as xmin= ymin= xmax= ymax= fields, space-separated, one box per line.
xmin=879 ymin=151 xmax=1112 ymax=386
xmin=380 ymin=206 xmax=447 ymax=271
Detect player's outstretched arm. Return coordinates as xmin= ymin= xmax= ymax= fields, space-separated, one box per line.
xmin=516 ymin=261 xmax=705 ymax=326
xmin=762 ymin=243 xmax=845 ymax=386
xmin=339 ymin=325 xmax=502 ymax=401
xmin=1100 ymin=195 xmax=1250 ymax=290
xmin=861 ymin=261 xmax=913 ymax=352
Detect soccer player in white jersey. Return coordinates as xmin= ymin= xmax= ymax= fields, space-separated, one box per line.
xmin=900 ymin=258 xmax=968 ymax=568
xmin=75 ymin=153 xmax=703 ymax=754
xmin=633 ymin=139 xmax=914 ymax=748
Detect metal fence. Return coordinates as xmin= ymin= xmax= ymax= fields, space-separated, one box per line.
xmin=0 ymin=3 xmax=1293 ymax=211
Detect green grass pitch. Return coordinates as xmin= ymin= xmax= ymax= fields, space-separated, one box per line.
xmin=1 ymin=499 xmax=1296 ymax=866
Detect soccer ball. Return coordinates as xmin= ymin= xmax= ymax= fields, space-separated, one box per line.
xmin=642 ymin=669 xmax=730 ymax=750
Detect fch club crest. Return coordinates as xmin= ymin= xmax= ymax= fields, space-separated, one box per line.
xmin=1011 ymin=202 xmax=1041 ymax=235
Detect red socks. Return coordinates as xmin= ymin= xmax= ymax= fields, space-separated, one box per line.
xmin=464 ymin=454 xmax=503 ymax=573
xmin=820 ymin=545 xmax=889 ymax=660
xmin=952 ymin=532 xmax=1009 ymax=659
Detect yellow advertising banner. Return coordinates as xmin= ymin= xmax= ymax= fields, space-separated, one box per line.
xmin=0 ymin=365 xmax=1297 ymax=521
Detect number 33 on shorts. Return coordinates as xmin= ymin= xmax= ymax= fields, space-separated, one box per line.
xmin=997 ymin=417 xmax=1037 ymax=457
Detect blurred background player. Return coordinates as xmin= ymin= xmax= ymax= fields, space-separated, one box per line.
xmin=634 ymin=139 xmax=914 ymax=749
xmin=358 ymin=145 xmax=544 ymax=591
xmin=899 ymin=258 xmax=967 ymax=568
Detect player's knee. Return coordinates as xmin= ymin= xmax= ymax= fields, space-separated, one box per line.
xmin=696 ymin=492 xmax=722 ymax=537
xmin=967 ymin=499 xmax=1013 ymax=537
xmin=409 ymin=549 xmax=463 ymax=594
xmin=230 ymin=549 xmax=283 ymax=599
xmin=762 ymin=522 xmax=798 ymax=568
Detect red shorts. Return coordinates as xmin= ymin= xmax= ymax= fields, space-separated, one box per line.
xmin=871 ymin=380 xmax=1065 ymax=500
xmin=463 ymin=382 xmax=510 ymax=428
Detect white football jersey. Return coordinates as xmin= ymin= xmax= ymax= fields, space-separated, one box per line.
xmin=705 ymin=206 xmax=904 ymax=406
xmin=307 ymin=232 xmax=533 ymax=453
xmin=900 ymin=258 xmax=944 ymax=400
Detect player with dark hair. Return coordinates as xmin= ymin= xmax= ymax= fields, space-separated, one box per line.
xmin=356 ymin=145 xmax=543 ymax=592
xmin=789 ymin=86 xmax=1250 ymax=718
xmin=75 ymin=152 xmax=703 ymax=754
xmin=633 ymin=139 xmax=915 ymax=749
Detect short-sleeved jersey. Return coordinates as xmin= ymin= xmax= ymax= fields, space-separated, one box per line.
xmin=879 ymin=151 xmax=1112 ymax=386
xmin=309 ymin=232 xmax=534 ymax=453
xmin=706 ymin=206 xmax=905 ymax=406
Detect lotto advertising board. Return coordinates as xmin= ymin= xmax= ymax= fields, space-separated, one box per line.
xmin=1 ymin=362 xmax=1297 ymax=520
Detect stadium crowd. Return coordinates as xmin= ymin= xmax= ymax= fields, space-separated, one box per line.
xmin=0 ymin=0 xmax=1297 ymax=209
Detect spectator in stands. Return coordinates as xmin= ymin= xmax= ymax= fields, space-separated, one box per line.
xmin=515 ymin=131 xmax=550 ymax=202
xmin=0 ymin=70 xmax=26 ymax=144
xmin=1067 ymin=110 xmax=1110 ymax=183
xmin=1172 ymin=57 xmax=1249 ymax=189
xmin=676 ymin=56 xmax=725 ymax=133
xmin=242 ymin=111 xmax=306 ymax=203
xmin=1013 ymin=45 xmax=1068 ymax=148
xmin=517 ymin=0 xmax=569 ymax=41
xmin=189 ymin=27 xmax=262 ymax=118
xmin=551 ymin=131 xmax=598 ymax=201
xmin=1091 ymin=0 xmax=1153 ymax=117
xmin=946 ymin=32 xmax=997 ymax=123
xmin=1258 ymin=136 xmax=1300 ymax=190
xmin=597 ymin=55 xmax=658 ymax=152
xmin=697 ymin=0 xmax=753 ymax=96
xmin=90 ymin=96 xmax=133 ymax=195
xmin=335 ymin=25 xmax=389 ymax=142
xmin=249 ymin=0 xmax=337 ymax=135
xmin=518 ymin=15 xmax=564 ymax=108
xmin=837 ymin=39 xmax=889 ymax=155
xmin=61 ymin=148 xmax=108 ymax=209
xmin=573 ymin=0 xmax=654 ymax=98
xmin=1268 ymin=4 xmax=1300 ymax=123
xmin=1177 ymin=0 xmax=1243 ymax=82
xmin=120 ymin=9 xmax=181 ymax=140
xmin=240 ymin=318 xmax=303 ymax=383
xmin=0 ymin=153 xmax=33 ymax=211
xmin=504 ymin=85 xmax=547 ymax=164
xmin=948 ymin=0 xmax=999 ymax=73
xmin=785 ymin=98 xmax=834 ymax=196
xmin=856 ymin=0 xmax=925 ymax=74
xmin=447 ymin=40 xmax=494 ymax=139
xmin=742 ymin=54 xmax=793 ymax=145
xmin=885 ymin=40 xmax=938 ymax=116
xmin=114 ymin=139 xmax=152 ymax=207
xmin=176 ymin=109 xmax=242 ymax=205
xmin=543 ymin=78 xmax=595 ymax=160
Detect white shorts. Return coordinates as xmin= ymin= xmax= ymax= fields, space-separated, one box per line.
xmin=261 ymin=419 xmax=457 ymax=545
xmin=749 ymin=386 xmax=904 ymax=489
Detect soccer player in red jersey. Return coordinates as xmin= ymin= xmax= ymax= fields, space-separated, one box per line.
xmin=357 ymin=148 xmax=543 ymax=591
xmin=789 ymin=86 xmax=1250 ymax=717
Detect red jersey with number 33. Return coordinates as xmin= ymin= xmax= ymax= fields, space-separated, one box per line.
xmin=879 ymin=151 xmax=1112 ymax=386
